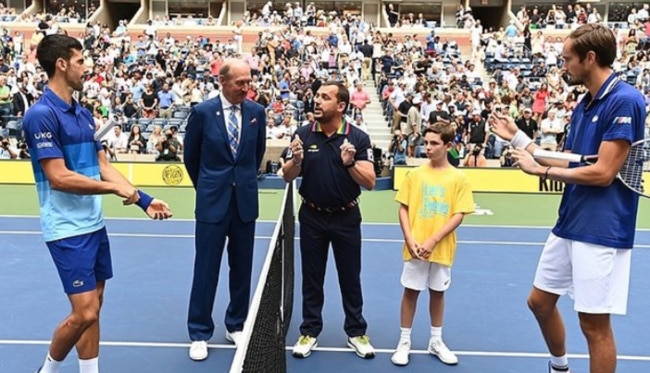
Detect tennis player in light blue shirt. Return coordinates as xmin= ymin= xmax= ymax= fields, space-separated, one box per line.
xmin=23 ymin=34 xmax=172 ymax=373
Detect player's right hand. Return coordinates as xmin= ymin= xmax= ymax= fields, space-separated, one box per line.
xmin=116 ymin=185 xmax=139 ymax=205
xmin=488 ymin=112 xmax=518 ymax=142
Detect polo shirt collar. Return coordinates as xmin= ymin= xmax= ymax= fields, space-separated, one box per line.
xmin=43 ymin=87 xmax=76 ymax=113
xmin=581 ymin=72 xmax=620 ymax=107
xmin=311 ymin=118 xmax=351 ymax=135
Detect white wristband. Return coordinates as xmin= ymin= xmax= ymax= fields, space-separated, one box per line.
xmin=510 ymin=130 xmax=533 ymax=149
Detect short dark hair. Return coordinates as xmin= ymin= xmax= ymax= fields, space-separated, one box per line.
xmin=567 ymin=23 xmax=617 ymax=67
xmin=425 ymin=121 xmax=456 ymax=144
xmin=320 ymin=80 xmax=350 ymax=112
xmin=37 ymin=34 xmax=83 ymax=78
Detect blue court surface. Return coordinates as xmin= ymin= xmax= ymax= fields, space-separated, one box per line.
xmin=1 ymin=216 xmax=650 ymax=372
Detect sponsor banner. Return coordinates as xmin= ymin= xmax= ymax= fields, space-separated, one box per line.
xmin=0 ymin=161 xmax=192 ymax=187
xmin=393 ymin=166 xmax=646 ymax=194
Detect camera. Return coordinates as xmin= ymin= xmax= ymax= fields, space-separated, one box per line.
xmin=166 ymin=133 xmax=173 ymax=140
xmin=1 ymin=140 xmax=9 ymax=148
xmin=472 ymin=146 xmax=482 ymax=156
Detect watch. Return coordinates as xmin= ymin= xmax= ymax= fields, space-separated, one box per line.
xmin=345 ymin=160 xmax=356 ymax=168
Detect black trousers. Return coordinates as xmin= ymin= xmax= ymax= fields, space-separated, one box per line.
xmin=298 ymin=203 xmax=368 ymax=338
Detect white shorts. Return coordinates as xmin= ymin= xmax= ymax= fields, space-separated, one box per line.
xmin=401 ymin=260 xmax=451 ymax=292
xmin=533 ymin=233 xmax=632 ymax=315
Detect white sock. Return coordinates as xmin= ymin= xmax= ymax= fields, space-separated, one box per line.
xmin=550 ymin=354 xmax=569 ymax=369
xmin=40 ymin=353 xmax=62 ymax=373
xmin=430 ymin=326 xmax=442 ymax=342
xmin=79 ymin=357 xmax=99 ymax=373
xmin=399 ymin=327 xmax=411 ymax=343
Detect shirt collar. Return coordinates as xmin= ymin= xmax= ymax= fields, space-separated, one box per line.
xmin=220 ymin=93 xmax=240 ymax=110
xmin=311 ymin=118 xmax=351 ymax=135
xmin=581 ymin=72 xmax=620 ymax=107
xmin=43 ymin=87 xmax=76 ymax=113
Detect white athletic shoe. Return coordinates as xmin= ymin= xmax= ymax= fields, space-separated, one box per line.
xmin=189 ymin=340 xmax=208 ymax=361
xmin=549 ymin=361 xmax=571 ymax=373
xmin=428 ymin=339 xmax=458 ymax=365
xmin=347 ymin=335 xmax=376 ymax=359
xmin=292 ymin=335 xmax=317 ymax=358
xmin=390 ymin=340 xmax=411 ymax=366
xmin=225 ymin=331 xmax=242 ymax=346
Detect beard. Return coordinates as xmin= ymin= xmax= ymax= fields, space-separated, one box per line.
xmin=562 ymin=71 xmax=584 ymax=86
xmin=71 ymin=81 xmax=84 ymax=91
xmin=68 ymin=76 xmax=84 ymax=91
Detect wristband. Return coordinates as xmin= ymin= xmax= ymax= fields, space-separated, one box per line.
xmin=544 ymin=166 xmax=552 ymax=180
xmin=135 ymin=190 xmax=154 ymax=211
xmin=510 ymin=130 xmax=533 ymax=149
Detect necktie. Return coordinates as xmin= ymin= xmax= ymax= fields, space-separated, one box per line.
xmin=227 ymin=105 xmax=239 ymax=157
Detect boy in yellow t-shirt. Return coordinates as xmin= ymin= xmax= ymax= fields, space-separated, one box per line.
xmin=392 ymin=122 xmax=475 ymax=367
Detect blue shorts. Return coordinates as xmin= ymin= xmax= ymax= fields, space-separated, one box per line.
xmin=46 ymin=227 xmax=113 ymax=295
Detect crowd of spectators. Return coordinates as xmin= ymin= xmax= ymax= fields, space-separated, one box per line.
xmin=0 ymin=3 xmax=649 ymax=173
xmin=378 ymin=4 xmax=650 ymax=168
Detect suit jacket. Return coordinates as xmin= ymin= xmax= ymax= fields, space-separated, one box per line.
xmin=184 ymin=97 xmax=267 ymax=223
xmin=13 ymin=91 xmax=33 ymax=116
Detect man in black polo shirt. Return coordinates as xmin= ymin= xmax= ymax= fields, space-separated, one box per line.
xmin=515 ymin=107 xmax=538 ymax=142
xmin=282 ymin=81 xmax=376 ymax=360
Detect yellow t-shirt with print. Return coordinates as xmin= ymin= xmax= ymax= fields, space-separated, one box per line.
xmin=395 ymin=164 xmax=474 ymax=267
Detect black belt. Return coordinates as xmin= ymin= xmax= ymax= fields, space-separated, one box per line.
xmin=160 ymin=106 xmax=170 ymax=109
xmin=302 ymin=198 xmax=359 ymax=213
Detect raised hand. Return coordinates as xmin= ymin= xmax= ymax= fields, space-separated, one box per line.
xmin=340 ymin=138 xmax=356 ymax=166
xmin=488 ymin=112 xmax=519 ymax=142
xmin=291 ymin=134 xmax=304 ymax=164
xmin=511 ymin=147 xmax=540 ymax=175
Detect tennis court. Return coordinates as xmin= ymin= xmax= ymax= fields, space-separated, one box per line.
xmin=1 ymin=185 xmax=649 ymax=372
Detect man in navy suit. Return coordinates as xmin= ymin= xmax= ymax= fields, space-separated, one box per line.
xmin=183 ymin=58 xmax=267 ymax=361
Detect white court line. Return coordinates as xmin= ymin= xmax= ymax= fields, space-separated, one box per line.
xmin=1 ymin=231 xmax=650 ymax=249
xmin=1 ymin=339 xmax=649 ymax=362
xmin=0 ymin=339 xmax=235 ymax=350
xmin=1 ymin=215 xmax=650 ymax=232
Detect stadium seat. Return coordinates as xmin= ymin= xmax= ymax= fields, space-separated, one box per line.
xmin=168 ymin=119 xmax=183 ymax=128
xmin=172 ymin=109 xmax=190 ymax=119
xmin=6 ymin=121 xmax=22 ymax=139
xmin=138 ymin=118 xmax=152 ymax=128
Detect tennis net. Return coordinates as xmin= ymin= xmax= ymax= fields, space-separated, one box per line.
xmin=229 ymin=182 xmax=295 ymax=373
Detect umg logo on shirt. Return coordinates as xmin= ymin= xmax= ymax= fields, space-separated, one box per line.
xmin=34 ymin=132 xmax=53 ymax=140
xmin=34 ymin=132 xmax=54 ymax=149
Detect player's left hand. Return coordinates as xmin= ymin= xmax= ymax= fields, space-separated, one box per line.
xmin=512 ymin=148 xmax=540 ymax=175
xmin=340 ymin=138 xmax=356 ymax=166
xmin=145 ymin=199 xmax=173 ymax=220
